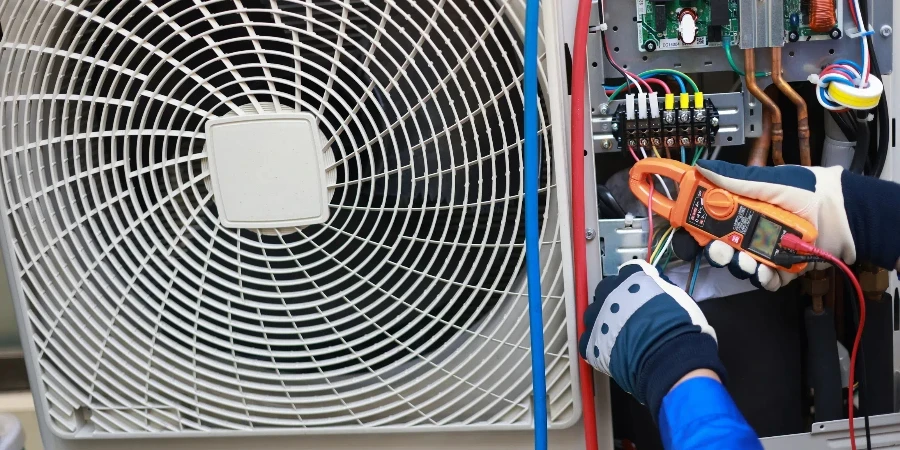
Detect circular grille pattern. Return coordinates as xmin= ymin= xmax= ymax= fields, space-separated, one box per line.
xmin=0 ymin=0 xmax=569 ymax=435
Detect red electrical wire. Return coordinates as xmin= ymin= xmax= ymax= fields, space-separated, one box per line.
xmin=606 ymin=78 xmax=671 ymax=95
xmin=780 ymin=235 xmax=866 ymax=450
xmin=644 ymin=78 xmax=672 ymax=94
xmin=627 ymin=146 xmax=640 ymax=162
xmin=646 ymin=180 xmax=655 ymax=262
xmin=603 ymin=37 xmax=652 ymax=93
xmin=570 ymin=0 xmax=600 ymax=446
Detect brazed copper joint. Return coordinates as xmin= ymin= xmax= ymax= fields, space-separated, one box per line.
xmin=747 ymin=85 xmax=779 ymax=167
xmin=803 ymin=269 xmax=829 ymax=314
xmin=745 ymin=48 xmax=784 ymax=165
xmin=772 ymin=47 xmax=811 ymax=166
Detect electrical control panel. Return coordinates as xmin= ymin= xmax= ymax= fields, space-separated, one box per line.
xmin=784 ymin=0 xmax=843 ymax=42
xmin=637 ymin=0 xmax=842 ymax=52
xmin=637 ymin=0 xmax=740 ymax=51
xmin=585 ymin=0 xmax=900 ymax=446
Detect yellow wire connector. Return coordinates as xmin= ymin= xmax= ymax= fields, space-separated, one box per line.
xmin=694 ymin=92 xmax=704 ymax=109
xmin=665 ymin=93 xmax=675 ymax=110
xmin=679 ymin=93 xmax=690 ymax=109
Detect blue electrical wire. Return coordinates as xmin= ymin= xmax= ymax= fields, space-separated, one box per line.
xmin=642 ymin=70 xmax=687 ymax=93
xmin=680 ymin=146 xmax=686 ymax=164
xmin=523 ymin=0 xmax=547 ymax=447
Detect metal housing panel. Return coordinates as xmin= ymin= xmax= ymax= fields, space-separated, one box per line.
xmin=599 ymin=1 xmax=892 ymax=82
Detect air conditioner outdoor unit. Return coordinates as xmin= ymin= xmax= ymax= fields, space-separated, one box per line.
xmin=0 ymin=0 xmax=593 ymax=449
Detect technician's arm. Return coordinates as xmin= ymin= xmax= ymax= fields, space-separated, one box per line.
xmin=659 ymin=370 xmax=762 ymax=450
xmin=579 ymin=260 xmax=761 ymax=450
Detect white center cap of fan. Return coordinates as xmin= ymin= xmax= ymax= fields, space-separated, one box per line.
xmin=205 ymin=112 xmax=331 ymax=230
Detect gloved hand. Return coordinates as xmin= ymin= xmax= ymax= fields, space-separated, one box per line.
xmin=578 ymin=260 xmax=726 ymax=419
xmin=691 ymin=160 xmax=900 ymax=291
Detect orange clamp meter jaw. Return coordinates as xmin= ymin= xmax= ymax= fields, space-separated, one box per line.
xmin=628 ymin=159 xmax=818 ymax=273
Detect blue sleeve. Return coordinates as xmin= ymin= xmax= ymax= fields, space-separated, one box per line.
xmin=658 ymin=377 xmax=762 ymax=450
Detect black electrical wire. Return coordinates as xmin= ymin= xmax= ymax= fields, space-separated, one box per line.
xmin=850 ymin=112 xmax=870 ymax=174
xmin=868 ymin=63 xmax=889 ymax=177
xmin=830 ymin=111 xmax=858 ymax=142
xmin=857 ymin=0 xmax=890 ymax=178
xmin=596 ymin=3 xmax=633 ymax=94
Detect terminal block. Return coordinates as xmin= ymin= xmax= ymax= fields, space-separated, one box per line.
xmin=610 ymin=92 xmax=720 ymax=150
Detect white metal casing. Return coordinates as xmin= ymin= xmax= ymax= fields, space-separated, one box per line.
xmin=0 ymin=0 xmax=599 ymax=449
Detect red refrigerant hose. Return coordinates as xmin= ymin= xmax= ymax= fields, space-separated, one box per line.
xmin=570 ymin=0 xmax=600 ymax=447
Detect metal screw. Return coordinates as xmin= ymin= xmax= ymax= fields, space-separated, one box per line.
xmin=585 ymin=228 xmax=596 ymax=241
xmin=652 ymin=138 xmax=661 ymax=146
xmin=710 ymin=117 xmax=719 ymax=127
xmin=681 ymin=137 xmax=691 ymax=146
xmin=663 ymin=111 xmax=676 ymax=124
xmin=602 ymin=140 xmax=612 ymax=149
xmin=600 ymin=103 xmax=609 ymax=115
xmin=611 ymin=123 xmax=619 ymax=131
xmin=694 ymin=110 xmax=705 ymax=121
xmin=678 ymin=110 xmax=692 ymax=123
xmin=881 ymin=25 xmax=893 ymax=37
xmin=639 ymin=138 xmax=649 ymax=146
xmin=665 ymin=137 xmax=676 ymax=147
xmin=696 ymin=136 xmax=706 ymax=144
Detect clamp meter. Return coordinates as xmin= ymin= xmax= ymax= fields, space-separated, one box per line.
xmin=628 ymin=159 xmax=818 ymax=273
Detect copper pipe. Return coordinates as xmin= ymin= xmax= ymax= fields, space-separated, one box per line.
xmin=747 ymin=90 xmax=773 ymax=166
xmin=745 ymin=49 xmax=784 ymax=165
xmin=772 ymin=47 xmax=811 ymax=166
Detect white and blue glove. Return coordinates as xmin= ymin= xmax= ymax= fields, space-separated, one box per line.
xmin=579 ymin=260 xmax=726 ymax=419
xmin=693 ymin=160 xmax=900 ymax=291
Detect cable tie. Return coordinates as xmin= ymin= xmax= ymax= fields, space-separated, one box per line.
xmin=845 ymin=25 xmax=874 ymax=39
xmin=807 ymin=74 xmax=824 ymax=86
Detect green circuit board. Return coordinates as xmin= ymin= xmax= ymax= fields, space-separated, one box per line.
xmin=636 ymin=0 xmax=739 ymax=52
xmin=783 ymin=0 xmax=842 ymax=41
xmin=637 ymin=0 xmax=841 ymax=52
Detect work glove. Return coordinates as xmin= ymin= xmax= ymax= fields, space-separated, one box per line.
xmin=578 ymin=260 xmax=726 ymax=419
xmin=691 ymin=160 xmax=900 ymax=291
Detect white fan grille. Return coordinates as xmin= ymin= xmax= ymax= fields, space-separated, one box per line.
xmin=0 ymin=0 xmax=574 ymax=437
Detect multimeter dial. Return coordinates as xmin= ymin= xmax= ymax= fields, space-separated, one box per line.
xmin=703 ymin=188 xmax=737 ymax=220
xmin=686 ymin=186 xmax=800 ymax=267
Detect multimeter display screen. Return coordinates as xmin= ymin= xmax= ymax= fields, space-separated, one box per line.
xmin=749 ymin=217 xmax=782 ymax=257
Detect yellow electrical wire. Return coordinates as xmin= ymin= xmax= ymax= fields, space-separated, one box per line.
xmin=649 ymin=227 xmax=675 ymax=263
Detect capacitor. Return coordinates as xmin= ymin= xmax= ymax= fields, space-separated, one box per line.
xmin=790 ymin=13 xmax=800 ymax=28
xmin=678 ymin=9 xmax=698 ymax=44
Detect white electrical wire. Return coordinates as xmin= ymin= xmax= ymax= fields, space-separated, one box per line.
xmin=651 ymin=229 xmax=676 ymax=266
xmin=640 ymin=147 xmax=674 ymax=200
xmin=809 ymin=0 xmax=880 ymax=110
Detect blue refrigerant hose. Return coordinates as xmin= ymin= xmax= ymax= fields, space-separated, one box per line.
xmin=523 ymin=0 xmax=547 ymax=448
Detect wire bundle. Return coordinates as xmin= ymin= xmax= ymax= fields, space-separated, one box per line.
xmin=809 ymin=0 xmax=882 ymax=111
xmin=605 ymin=69 xmax=698 ymax=100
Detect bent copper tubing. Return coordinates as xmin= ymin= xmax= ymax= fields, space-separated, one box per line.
xmin=772 ymin=47 xmax=811 ymax=166
xmin=745 ymin=48 xmax=784 ymax=165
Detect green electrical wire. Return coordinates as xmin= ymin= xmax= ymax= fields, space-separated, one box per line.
xmin=723 ymin=36 xmax=769 ymax=78
xmin=608 ymin=69 xmax=699 ymax=101
xmin=691 ymin=146 xmax=704 ymax=165
xmin=658 ymin=246 xmax=674 ymax=273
